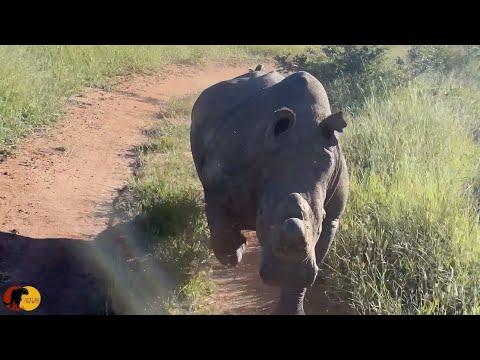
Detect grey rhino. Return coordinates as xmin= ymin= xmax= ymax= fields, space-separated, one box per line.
xmin=190 ymin=64 xmax=349 ymax=315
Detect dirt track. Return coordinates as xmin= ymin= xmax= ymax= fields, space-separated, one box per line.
xmin=0 ymin=62 xmax=352 ymax=315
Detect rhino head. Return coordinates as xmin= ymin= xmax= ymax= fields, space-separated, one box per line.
xmin=255 ymin=106 xmax=347 ymax=314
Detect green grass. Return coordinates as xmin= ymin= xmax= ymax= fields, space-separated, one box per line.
xmin=0 ymin=45 xmax=409 ymax=155
xmin=156 ymin=92 xmax=200 ymax=120
xmin=238 ymin=45 xmax=311 ymax=56
xmin=388 ymin=45 xmax=411 ymax=59
xmin=0 ymin=45 xmax=302 ymax=154
xmin=323 ymin=75 xmax=480 ymax=314
xmin=117 ymin=92 xmax=214 ymax=314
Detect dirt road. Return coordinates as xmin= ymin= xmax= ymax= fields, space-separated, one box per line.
xmin=0 ymin=62 xmax=351 ymax=315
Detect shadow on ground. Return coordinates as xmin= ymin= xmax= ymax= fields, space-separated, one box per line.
xmin=0 ymin=219 xmax=174 ymax=315
xmin=0 ymin=221 xmax=355 ymax=316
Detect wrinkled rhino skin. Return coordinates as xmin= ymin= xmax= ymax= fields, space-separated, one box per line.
xmin=190 ymin=65 xmax=349 ymax=315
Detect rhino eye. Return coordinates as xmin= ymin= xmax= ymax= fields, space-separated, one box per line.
xmin=274 ymin=117 xmax=294 ymax=137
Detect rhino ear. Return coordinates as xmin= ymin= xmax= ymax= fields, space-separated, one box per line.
xmin=323 ymin=111 xmax=347 ymax=132
xmin=319 ymin=111 xmax=347 ymax=145
xmin=273 ymin=107 xmax=296 ymax=137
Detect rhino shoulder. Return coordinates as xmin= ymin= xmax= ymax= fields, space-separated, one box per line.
xmin=283 ymin=71 xmax=328 ymax=95
xmin=192 ymin=71 xmax=284 ymax=129
xmin=275 ymin=71 xmax=331 ymax=119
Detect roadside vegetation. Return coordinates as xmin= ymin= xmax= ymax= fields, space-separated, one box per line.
xmin=3 ymin=45 xmax=479 ymax=314
xmin=0 ymin=45 xmax=308 ymax=156
xmin=124 ymin=94 xmax=212 ymax=313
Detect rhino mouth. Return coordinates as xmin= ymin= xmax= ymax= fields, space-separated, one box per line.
xmin=259 ymin=247 xmax=318 ymax=288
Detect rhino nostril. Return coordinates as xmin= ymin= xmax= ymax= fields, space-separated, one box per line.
xmin=274 ymin=220 xmax=309 ymax=260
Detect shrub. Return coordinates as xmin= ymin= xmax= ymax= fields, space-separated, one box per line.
xmin=275 ymin=45 xmax=405 ymax=111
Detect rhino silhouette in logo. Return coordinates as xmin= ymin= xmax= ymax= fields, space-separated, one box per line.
xmin=4 ymin=287 xmax=29 ymax=310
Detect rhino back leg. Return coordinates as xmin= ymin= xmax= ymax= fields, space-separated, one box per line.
xmin=204 ymin=191 xmax=247 ymax=267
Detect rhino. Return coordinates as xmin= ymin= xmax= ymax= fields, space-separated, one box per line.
xmin=190 ymin=64 xmax=349 ymax=315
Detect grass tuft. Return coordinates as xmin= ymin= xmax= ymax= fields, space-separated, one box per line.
xmin=117 ymin=92 xmax=214 ymax=313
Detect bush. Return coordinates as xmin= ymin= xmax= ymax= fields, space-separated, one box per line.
xmin=275 ymin=45 xmax=405 ymax=111
xmin=402 ymin=45 xmax=480 ymax=88
xmin=406 ymin=45 xmax=478 ymax=78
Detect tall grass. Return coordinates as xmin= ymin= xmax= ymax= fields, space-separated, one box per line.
xmin=324 ymin=75 xmax=480 ymax=314
xmin=118 ymin=92 xmax=214 ymax=314
xmin=0 ymin=45 xmax=301 ymax=154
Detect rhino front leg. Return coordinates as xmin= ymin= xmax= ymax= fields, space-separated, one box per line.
xmin=204 ymin=197 xmax=247 ymax=267
xmin=316 ymin=165 xmax=348 ymax=265
xmin=209 ymin=225 xmax=247 ymax=267
xmin=274 ymin=287 xmax=307 ymax=315
xmin=315 ymin=217 xmax=340 ymax=265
